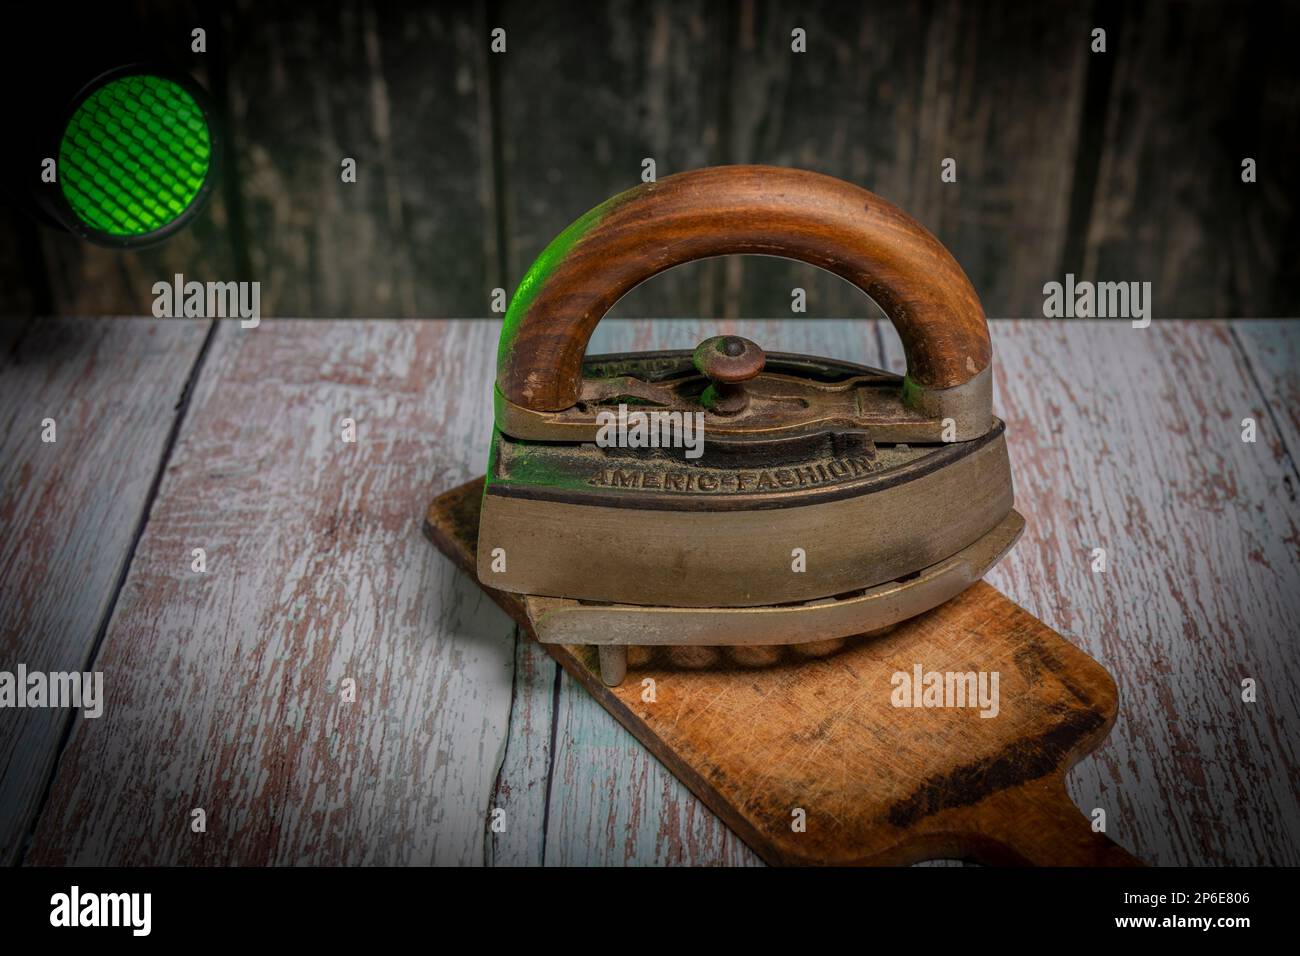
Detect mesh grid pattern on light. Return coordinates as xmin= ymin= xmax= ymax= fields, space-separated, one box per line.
xmin=59 ymin=74 xmax=211 ymax=236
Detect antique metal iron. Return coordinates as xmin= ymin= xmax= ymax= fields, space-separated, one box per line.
xmin=478 ymin=166 xmax=1021 ymax=685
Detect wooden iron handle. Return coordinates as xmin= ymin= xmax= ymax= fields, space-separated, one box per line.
xmin=497 ymin=165 xmax=992 ymax=416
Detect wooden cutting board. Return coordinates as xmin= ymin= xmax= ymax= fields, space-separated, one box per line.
xmin=424 ymin=478 xmax=1141 ymax=866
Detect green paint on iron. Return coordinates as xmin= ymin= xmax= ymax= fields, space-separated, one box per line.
xmin=498 ymin=187 xmax=645 ymax=368
xmin=59 ymin=74 xmax=211 ymax=236
xmin=499 ymin=442 xmax=594 ymax=493
xmin=900 ymin=375 xmax=924 ymax=409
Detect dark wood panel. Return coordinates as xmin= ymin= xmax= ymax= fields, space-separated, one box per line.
xmin=0 ymin=208 xmax=44 ymax=317
xmin=222 ymin=0 xmax=496 ymax=317
xmin=37 ymin=204 xmax=235 ymax=317
xmin=1084 ymin=0 xmax=1300 ymax=318
xmin=3 ymin=0 xmax=1297 ymax=321
xmin=496 ymin=0 xmax=729 ymax=319
xmin=723 ymin=0 xmax=1092 ymax=320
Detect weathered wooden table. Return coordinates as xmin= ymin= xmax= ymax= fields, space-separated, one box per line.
xmin=2 ymin=316 xmax=1297 ymax=865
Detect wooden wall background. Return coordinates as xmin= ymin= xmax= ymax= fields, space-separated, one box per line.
xmin=2 ymin=0 xmax=1298 ymax=320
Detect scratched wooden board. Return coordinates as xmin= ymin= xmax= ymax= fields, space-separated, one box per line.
xmin=429 ymin=478 xmax=1144 ymax=866
xmin=1233 ymin=320 xmax=1300 ymax=468
xmin=17 ymin=317 xmax=1300 ymax=865
xmin=0 ymin=316 xmax=210 ymax=865
xmin=1082 ymin=1 xmax=1300 ymax=317
xmin=489 ymin=635 xmax=761 ymax=867
xmin=24 ymin=319 xmax=522 ymax=865
xmin=484 ymin=638 xmax=552 ymax=866
xmin=541 ymin=658 xmax=764 ymax=866
xmin=721 ymin=0 xmax=1091 ymax=320
xmin=496 ymin=0 xmax=729 ymax=320
xmin=222 ymin=0 xmax=498 ymax=317
xmin=978 ymin=320 xmax=1300 ymax=864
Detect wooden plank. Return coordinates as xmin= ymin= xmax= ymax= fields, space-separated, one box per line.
xmin=543 ymin=662 xmax=761 ymax=866
xmin=486 ymin=637 xmax=554 ymax=867
xmin=22 ymin=316 xmax=1297 ymax=865
xmin=496 ymin=0 xmax=727 ymax=319
xmin=0 ymin=316 xmax=210 ymax=864
xmin=25 ymin=318 xmax=519 ymax=865
xmin=224 ymin=1 xmax=496 ymax=317
xmin=0 ymin=211 xmax=44 ymax=317
xmin=1083 ymin=1 xmax=1300 ymax=317
xmin=724 ymin=0 xmax=1091 ymax=319
xmin=427 ymin=479 xmax=1141 ymax=866
xmin=38 ymin=208 xmax=236 ymax=318
xmin=985 ymin=319 xmax=1300 ymax=864
xmin=1233 ymin=320 xmax=1300 ymax=472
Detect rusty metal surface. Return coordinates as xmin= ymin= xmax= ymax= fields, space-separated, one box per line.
xmin=495 ymin=351 xmax=993 ymax=444
xmin=478 ymin=428 xmax=1014 ymax=607
xmin=479 ymin=341 xmax=1015 ymax=620
xmin=526 ymin=510 xmax=1026 ymax=658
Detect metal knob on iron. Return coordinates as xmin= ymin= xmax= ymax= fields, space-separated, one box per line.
xmin=478 ymin=165 xmax=1022 ymax=687
xmin=693 ymin=335 xmax=765 ymax=414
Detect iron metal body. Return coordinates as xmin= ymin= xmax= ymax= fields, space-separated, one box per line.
xmin=481 ymin=349 xmax=1014 ymax=609
xmin=474 ymin=167 xmax=1021 ymax=685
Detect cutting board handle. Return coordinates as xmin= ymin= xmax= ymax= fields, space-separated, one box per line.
xmin=949 ymin=777 xmax=1144 ymax=867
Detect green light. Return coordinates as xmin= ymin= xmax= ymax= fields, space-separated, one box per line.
xmin=499 ymin=203 xmax=604 ymax=367
xmin=59 ymin=74 xmax=211 ymax=237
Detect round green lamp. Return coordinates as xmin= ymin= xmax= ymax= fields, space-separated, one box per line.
xmin=54 ymin=68 xmax=219 ymax=247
